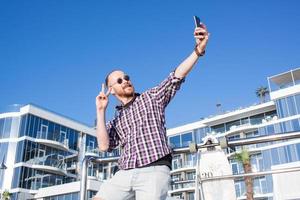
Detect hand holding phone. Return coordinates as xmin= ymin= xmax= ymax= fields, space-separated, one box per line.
xmin=193 ymin=16 xmax=201 ymax=27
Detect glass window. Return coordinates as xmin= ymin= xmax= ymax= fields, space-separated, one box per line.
xmin=265 ymin=110 xmax=277 ymax=118
xmin=187 ymin=192 xmax=195 ymax=200
xmin=287 ymin=96 xmax=297 ymax=116
xmin=186 ymin=172 xmax=195 ymax=180
xmin=266 ymin=125 xmax=275 ymax=135
xmin=296 ymin=144 xmax=300 ymax=160
xmin=169 ymin=135 xmax=181 ymax=148
xmin=241 ymin=117 xmax=250 ymax=125
xmin=250 ymin=113 xmax=264 ymax=125
xmin=0 ymin=119 xmax=4 ymax=138
xmin=295 ymin=94 xmax=300 ymax=114
xmin=195 ymin=127 xmax=209 ymax=144
xmin=72 ymin=192 xmax=79 ymax=200
xmin=231 ymin=163 xmax=238 ymax=175
xmin=181 ymin=132 xmax=193 ymax=147
xmin=276 ymin=98 xmax=289 ymax=118
xmin=228 ymin=134 xmax=240 ymax=141
xmin=273 ymin=123 xmax=282 ymax=134
xmin=235 ymin=182 xmax=241 ymax=197
xmin=291 ymin=119 xmax=300 ymax=131
xmin=186 ymin=153 xmax=196 ymax=167
xmin=172 ymin=155 xmax=181 ymax=170
xmin=225 ymin=120 xmax=241 ymax=131
xmin=57 ymin=195 xmax=64 ymax=200
xmin=211 ymin=124 xmax=225 ymax=134
xmin=271 ymin=148 xmax=279 ymax=165
xmin=283 ymin=120 xmax=293 ymax=132
xmin=15 ymin=140 xmax=24 ymax=163
xmin=3 ymin=118 xmax=12 ymax=138
xmin=65 ymin=194 xmax=72 ymax=200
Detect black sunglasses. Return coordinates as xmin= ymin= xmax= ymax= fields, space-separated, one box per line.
xmin=111 ymin=75 xmax=130 ymax=86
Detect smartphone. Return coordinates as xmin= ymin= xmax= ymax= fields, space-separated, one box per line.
xmin=193 ymin=16 xmax=201 ymax=27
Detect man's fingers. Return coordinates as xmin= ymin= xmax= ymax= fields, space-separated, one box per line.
xmin=194 ymin=29 xmax=208 ymax=36
xmin=101 ymin=83 xmax=105 ymax=93
xmin=195 ymin=35 xmax=206 ymax=39
xmin=97 ymin=93 xmax=107 ymax=100
xmin=200 ymin=23 xmax=207 ymax=30
xmin=106 ymin=87 xmax=111 ymax=96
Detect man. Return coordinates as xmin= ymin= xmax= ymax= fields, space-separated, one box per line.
xmin=94 ymin=23 xmax=209 ymax=200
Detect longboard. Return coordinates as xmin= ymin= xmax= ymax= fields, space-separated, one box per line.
xmin=199 ymin=146 xmax=236 ymax=200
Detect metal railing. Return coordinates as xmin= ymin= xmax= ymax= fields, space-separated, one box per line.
xmin=79 ymin=132 xmax=300 ymax=200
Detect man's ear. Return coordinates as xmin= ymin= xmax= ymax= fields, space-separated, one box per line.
xmin=110 ymin=87 xmax=115 ymax=95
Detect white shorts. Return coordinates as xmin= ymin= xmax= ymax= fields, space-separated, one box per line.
xmin=94 ymin=165 xmax=171 ymax=200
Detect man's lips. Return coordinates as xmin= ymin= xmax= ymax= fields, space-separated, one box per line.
xmin=123 ymin=84 xmax=132 ymax=89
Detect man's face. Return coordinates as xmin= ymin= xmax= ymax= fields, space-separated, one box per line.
xmin=107 ymin=71 xmax=135 ymax=97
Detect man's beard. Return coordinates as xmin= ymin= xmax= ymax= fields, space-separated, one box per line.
xmin=122 ymin=84 xmax=134 ymax=97
xmin=123 ymin=90 xmax=134 ymax=98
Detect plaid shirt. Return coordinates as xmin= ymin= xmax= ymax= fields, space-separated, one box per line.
xmin=106 ymin=71 xmax=185 ymax=170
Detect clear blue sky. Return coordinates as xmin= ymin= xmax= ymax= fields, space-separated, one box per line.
xmin=1 ymin=1 xmax=300 ymax=128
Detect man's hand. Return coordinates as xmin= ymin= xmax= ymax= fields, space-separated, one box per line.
xmin=96 ymin=84 xmax=111 ymax=111
xmin=194 ymin=23 xmax=210 ymax=55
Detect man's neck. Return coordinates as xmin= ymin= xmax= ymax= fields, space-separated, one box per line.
xmin=119 ymin=94 xmax=135 ymax=106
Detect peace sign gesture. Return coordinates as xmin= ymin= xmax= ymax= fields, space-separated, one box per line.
xmin=96 ymin=84 xmax=111 ymax=111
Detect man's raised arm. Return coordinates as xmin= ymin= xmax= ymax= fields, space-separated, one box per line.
xmin=175 ymin=23 xmax=209 ymax=79
xmin=95 ymin=84 xmax=111 ymax=152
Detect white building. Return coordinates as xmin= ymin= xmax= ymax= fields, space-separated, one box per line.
xmin=1 ymin=68 xmax=300 ymax=200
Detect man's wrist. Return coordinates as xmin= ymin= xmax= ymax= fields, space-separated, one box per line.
xmin=194 ymin=44 xmax=205 ymax=57
xmin=97 ymin=108 xmax=107 ymax=115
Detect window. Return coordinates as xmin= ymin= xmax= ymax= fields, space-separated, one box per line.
xmin=0 ymin=118 xmax=12 ymax=139
xmin=211 ymin=124 xmax=225 ymax=134
xmin=169 ymin=135 xmax=181 ymax=148
xmin=172 ymin=155 xmax=181 ymax=170
xmin=186 ymin=153 xmax=196 ymax=167
xmin=60 ymin=131 xmax=66 ymax=144
xmin=181 ymin=132 xmax=193 ymax=147
xmin=241 ymin=117 xmax=250 ymax=125
xmin=235 ymin=182 xmax=241 ymax=197
xmin=88 ymin=140 xmax=95 ymax=151
xmin=186 ymin=172 xmax=195 ymax=180
xmin=187 ymin=192 xmax=195 ymax=200
xmin=250 ymin=113 xmax=264 ymax=125
xmin=225 ymin=120 xmax=241 ymax=131
xmin=39 ymin=125 xmax=48 ymax=139
xmin=228 ymin=134 xmax=240 ymax=141
xmin=231 ymin=162 xmax=239 ymax=175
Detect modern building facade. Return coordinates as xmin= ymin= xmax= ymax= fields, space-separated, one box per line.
xmin=1 ymin=68 xmax=300 ymax=200
xmin=0 ymin=104 xmax=98 ymax=199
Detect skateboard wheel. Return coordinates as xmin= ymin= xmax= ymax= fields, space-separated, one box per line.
xmin=189 ymin=142 xmax=197 ymax=153
xmin=219 ymin=137 xmax=228 ymax=148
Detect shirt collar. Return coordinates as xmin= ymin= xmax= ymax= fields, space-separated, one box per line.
xmin=115 ymin=93 xmax=140 ymax=111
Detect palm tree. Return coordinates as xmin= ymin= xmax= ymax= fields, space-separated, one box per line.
xmin=234 ymin=149 xmax=254 ymax=200
xmin=1 ymin=190 xmax=11 ymax=200
xmin=256 ymin=86 xmax=269 ymax=103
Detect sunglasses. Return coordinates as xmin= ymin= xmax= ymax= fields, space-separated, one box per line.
xmin=110 ymin=75 xmax=130 ymax=87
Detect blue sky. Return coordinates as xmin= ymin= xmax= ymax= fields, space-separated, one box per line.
xmin=1 ymin=1 xmax=300 ymax=128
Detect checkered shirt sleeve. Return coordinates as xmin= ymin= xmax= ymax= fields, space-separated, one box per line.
xmin=150 ymin=71 xmax=185 ymax=107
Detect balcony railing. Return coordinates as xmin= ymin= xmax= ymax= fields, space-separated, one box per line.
xmin=26 ymin=154 xmax=68 ymax=175
xmin=36 ymin=131 xmax=69 ymax=150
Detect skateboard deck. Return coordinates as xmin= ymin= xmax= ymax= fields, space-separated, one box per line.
xmin=199 ymin=147 xmax=236 ymax=200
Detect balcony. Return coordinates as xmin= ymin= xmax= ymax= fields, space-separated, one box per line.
xmin=35 ymin=131 xmax=69 ymax=151
xmin=86 ymin=146 xmax=101 ymax=157
xmin=171 ymin=160 xmax=196 ymax=174
xmin=169 ymin=180 xmax=195 ymax=194
xmin=268 ymin=68 xmax=300 ymax=92
xmin=26 ymin=154 xmax=68 ymax=176
xmin=67 ymin=162 xmax=77 ymax=170
xmin=268 ymin=68 xmax=300 ymax=100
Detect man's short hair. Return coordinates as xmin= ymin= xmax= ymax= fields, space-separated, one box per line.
xmin=105 ymin=69 xmax=120 ymax=88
